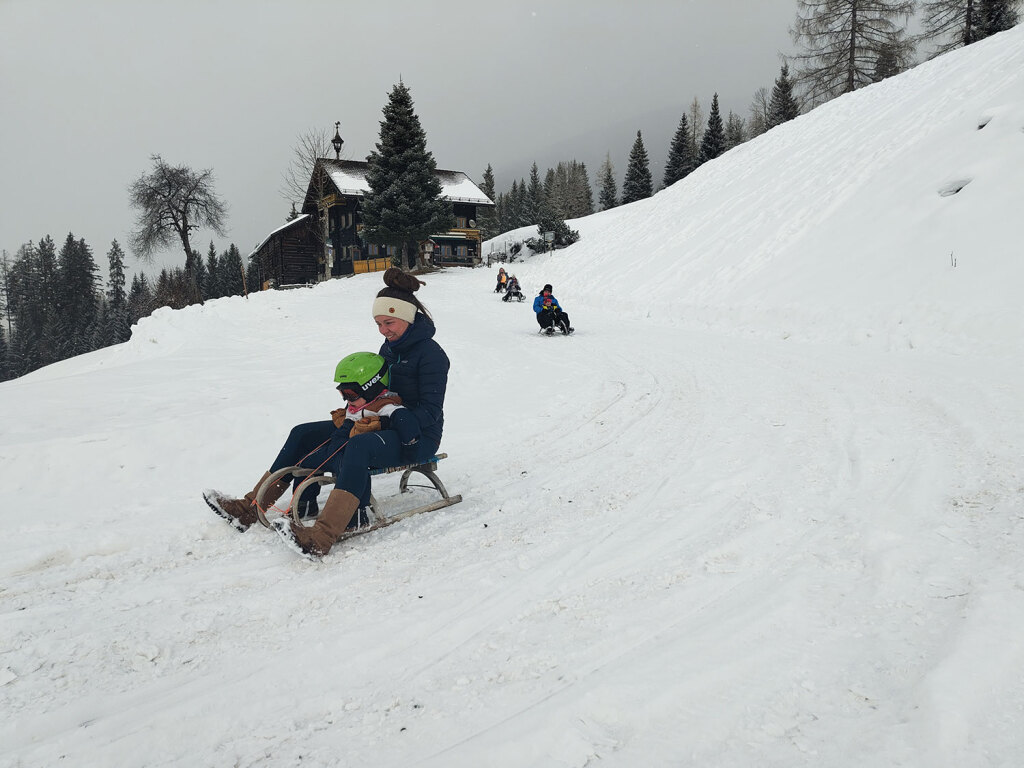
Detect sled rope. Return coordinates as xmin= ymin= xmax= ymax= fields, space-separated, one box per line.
xmin=257 ymin=438 xmax=349 ymax=516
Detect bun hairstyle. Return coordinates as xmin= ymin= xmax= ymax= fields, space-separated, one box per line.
xmin=376 ymin=267 xmax=431 ymax=319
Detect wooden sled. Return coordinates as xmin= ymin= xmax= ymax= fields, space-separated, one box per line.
xmin=253 ymin=453 xmax=462 ymax=531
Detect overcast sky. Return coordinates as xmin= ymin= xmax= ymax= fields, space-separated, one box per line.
xmin=0 ymin=0 xmax=797 ymax=275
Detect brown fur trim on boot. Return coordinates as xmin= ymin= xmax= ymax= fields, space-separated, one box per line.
xmin=272 ymin=489 xmax=360 ymax=559
xmin=203 ymin=470 xmax=288 ymax=532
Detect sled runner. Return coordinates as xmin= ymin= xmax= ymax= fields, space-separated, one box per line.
xmin=253 ymin=454 xmax=462 ymax=531
xmin=538 ymin=326 xmax=574 ymax=336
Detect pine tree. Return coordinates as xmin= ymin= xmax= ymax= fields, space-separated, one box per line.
xmin=0 ymin=253 xmax=9 ymax=380
xmin=663 ymin=113 xmax=695 ymax=188
xmin=978 ymin=0 xmax=1020 ymax=36
xmin=57 ymin=233 xmax=100 ymax=356
xmin=873 ymin=40 xmax=902 ymax=80
xmin=724 ymin=111 xmax=748 ymax=150
xmin=220 ymin=244 xmax=245 ymax=296
xmin=479 ymin=164 xmax=498 ymax=240
xmin=205 ymin=244 xmax=221 ymax=300
xmin=622 ymin=131 xmax=653 ymax=204
xmin=697 ymin=94 xmax=727 ymax=167
xmin=105 ymin=240 xmax=131 ymax=344
xmin=768 ymin=64 xmax=800 ymax=128
xmin=506 ymin=181 xmax=520 ymax=230
xmin=127 ymin=272 xmax=154 ymax=326
xmin=598 ymin=153 xmax=618 ymax=211
xmin=516 ymin=178 xmax=531 ymax=227
xmin=543 ymin=167 xmax=560 ymax=217
xmin=577 ymin=162 xmax=593 ymax=218
xmin=0 ymin=320 xmax=8 ymax=381
xmin=526 ymin=163 xmax=544 ymax=226
xmin=92 ymin=297 xmax=109 ymax=352
xmin=21 ymin=236 xmax=61 ymax=369
xmin=570 ymin=161 xmax=594 ymax=218
xmin=791 ymin=0 xmax=915 ymax=105
xmin=361 ymin=81 xmax=454 ymax=271
xmin=246 ymin=251 xmax=263 ymax=294
xmin=494 ymin=192 xmax=508 ymax=235
xmin=192 ymin=242 xmax=210 ymax=299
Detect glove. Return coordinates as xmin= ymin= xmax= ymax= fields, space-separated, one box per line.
xmin=349 ymin=415 xmax=381 ymax=437
xmin=371 ymin=393 xmax=403 ymax=410
xmin=330 ymin=408 xmax=348 ymax=428
xmin=390 ymin=408 xmax=421 ymax=446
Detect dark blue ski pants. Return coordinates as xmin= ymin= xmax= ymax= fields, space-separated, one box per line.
xmin=269 ymin=420 xmax=438 ymax=509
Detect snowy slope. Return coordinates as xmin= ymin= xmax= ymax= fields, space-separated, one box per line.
xmin=2 ymin=27 xmax=1023 ymax=768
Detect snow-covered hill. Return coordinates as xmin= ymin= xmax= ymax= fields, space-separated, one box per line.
xmin=2 ymin=27 xmax=1022 ymax=768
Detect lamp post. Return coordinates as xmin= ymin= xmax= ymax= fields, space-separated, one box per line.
xmin=320 ymin=122 xmax=344 ymax=281
xmin=331 ymin=121 xmax=344 ymax=159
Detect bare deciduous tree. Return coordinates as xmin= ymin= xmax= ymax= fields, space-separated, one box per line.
xmin=748 ymin=86 xmax=771 ymax=137
xmin=280 ymin=126 xmax=334 ymax=210
xmin=790 ymin=0 xmax=915 ymax=106
xmin=128 ymin=155 xmax=228 ymax=281
xmin=918 ymin=0 xmax=1021 ymax=57
xmin=688 ymin=97 xmax=705 ymax=158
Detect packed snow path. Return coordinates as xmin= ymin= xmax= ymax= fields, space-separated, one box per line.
xmin=2 ymin=269 xmax=1021 ymax=767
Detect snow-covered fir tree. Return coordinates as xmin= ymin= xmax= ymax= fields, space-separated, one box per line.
xmin=56 ymin=233 xmax=100 ymax=357
xmin=479 ymin=165 xmax=498 ymax=240
xmin=724 ymin=111 xmax=748 ymax=150
xmin=767 ymin=64 xmax=800 ymax=128
xmin=220 ymin=245 xmax=245 ymax=297
xmin=697 ymin=93 xmax=727 ymax=167
xmin=127 ymin=273 xmax=154 ymax=327
xmin=204 ymin=242 xmax=221 ymax=300
xmin=978 ymin=0 xmax=1021 ymax=35
xmin=361 ymin=81 xmax=453 ymax=271
xmin=526 ymin=163 xmax=544 ymax=226
xmin=622 ymin=131 xmax=653 ymax=204
xmin=663 ymin=113 xmax=695 ymax=188
xmin=104 ymin=240 xmax=131 ymax=345
xmin=598 ymin=153 xmax=618 ymax=211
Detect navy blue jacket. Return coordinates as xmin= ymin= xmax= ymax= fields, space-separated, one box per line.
xmin=379 ymin=313 xmax=449 ymax=449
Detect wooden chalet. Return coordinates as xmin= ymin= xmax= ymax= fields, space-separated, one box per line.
xmin=250 ymin=158 xmax=494 ymax=287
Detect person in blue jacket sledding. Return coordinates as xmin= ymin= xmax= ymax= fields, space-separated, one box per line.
xmin=533 ymin=283 xmax=574 ymax=335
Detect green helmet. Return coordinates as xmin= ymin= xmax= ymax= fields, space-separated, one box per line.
xmin=334 ymin=352 xmax=389 ymax=402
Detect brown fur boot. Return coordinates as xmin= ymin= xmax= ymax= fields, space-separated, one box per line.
xmin=203 ymin=471 xmax=289 ymax=532
xmin=272 ymin=489 xmax=359 ymax=559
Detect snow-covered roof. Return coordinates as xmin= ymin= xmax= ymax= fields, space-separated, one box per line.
xmin=248 ymin=213 xmax=309 ymax=257
xmin=320 ymin=159 xmax=494 ymax=206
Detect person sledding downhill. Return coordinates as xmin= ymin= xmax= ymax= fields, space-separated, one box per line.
xmin=202 ymin=352 xmax=401 ymax=531
xmin=502 ymin=274 xmax=524 ymax=302
xmin=203 ymin=268 xmax=449 ymax=559
xmin=533 ymin=283 xmax=574 ymax=335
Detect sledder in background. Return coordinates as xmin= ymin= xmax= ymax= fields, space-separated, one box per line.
xmin=502 ymin=274 xmax=525 ymax=302
xmin=494 ymin=267 xmax=508 ymax=293
xmin=533 ymin=283 xmax=574 ymax=335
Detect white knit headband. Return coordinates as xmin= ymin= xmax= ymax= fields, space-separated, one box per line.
xmin=372 ymin=296 xmax=417 ymax=324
